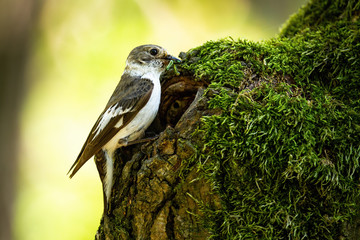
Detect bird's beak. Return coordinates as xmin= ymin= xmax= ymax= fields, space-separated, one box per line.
xmin=164 ymin=54 xmax=181 ymax=63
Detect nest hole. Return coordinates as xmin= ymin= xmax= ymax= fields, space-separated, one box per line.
xmin=148 ymin=76 xmax=206 ymax=133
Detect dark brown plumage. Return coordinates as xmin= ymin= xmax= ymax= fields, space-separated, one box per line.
xmin=68 ymin=44 xmax=180 ymax=210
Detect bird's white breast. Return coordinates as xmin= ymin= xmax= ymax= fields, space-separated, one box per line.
xmin=102 ymin=70 xmax=161 ymax=154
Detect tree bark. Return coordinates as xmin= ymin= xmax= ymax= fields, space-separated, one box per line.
xmin=95 ymin=73 xmax=222 ymax=239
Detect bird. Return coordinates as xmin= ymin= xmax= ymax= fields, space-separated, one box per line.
xmin=68 ymin=44 xmax=180 ymax=210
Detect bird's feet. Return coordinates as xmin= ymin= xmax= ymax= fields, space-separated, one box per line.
xmin=124 ymin=135 xmax=159 ymax=147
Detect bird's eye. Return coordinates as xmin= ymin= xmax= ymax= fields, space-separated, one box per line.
xmin=150 ymin=48 xmax=158 ymax=56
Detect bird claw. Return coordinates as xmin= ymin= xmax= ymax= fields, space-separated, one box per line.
xmin=118 ymin=137 xmax=129 ymax=146
xmin=126 ymin=135 xmax=159 ymax=146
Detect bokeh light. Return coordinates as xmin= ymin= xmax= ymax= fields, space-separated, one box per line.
xmin=15 ymin=0 xmax=305 ymax=239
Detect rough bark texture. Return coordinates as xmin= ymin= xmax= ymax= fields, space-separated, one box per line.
xmin=95 ymin=73 xmax=221 ymax=240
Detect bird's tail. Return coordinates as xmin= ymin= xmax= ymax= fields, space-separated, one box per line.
xmin=67 ymin=151 xmax=88 ymax=178
xmin=68 ymin=160 xmax=81 ymax=178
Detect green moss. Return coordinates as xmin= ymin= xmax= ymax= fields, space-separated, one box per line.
xmin=179 ymin=0 xmax=360 ymax=239
xmin=198 ymin=84 xmax=359 ymax=239
xmin=280 ymin=0 xmax=360 ymax=37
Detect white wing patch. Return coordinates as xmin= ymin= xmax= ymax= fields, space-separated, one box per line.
xmin=114 ymin=117 xmax=123 ymax=128
xmin=92 ymin=103 xmax=129 ymax=140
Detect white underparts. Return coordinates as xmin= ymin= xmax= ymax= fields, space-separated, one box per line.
xmin=103 ymin=150 xmax=114 ymax=202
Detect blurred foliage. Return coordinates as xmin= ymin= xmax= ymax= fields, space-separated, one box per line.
xmin=16 ymin=0 xmax=305 ymax=239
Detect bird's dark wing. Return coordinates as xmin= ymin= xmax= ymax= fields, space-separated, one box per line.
xmin=68 ymin=76 xmax=154 ymax=178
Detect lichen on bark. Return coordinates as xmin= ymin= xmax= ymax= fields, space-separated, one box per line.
xmin=95 ymin=0 xmax=360 ymax=239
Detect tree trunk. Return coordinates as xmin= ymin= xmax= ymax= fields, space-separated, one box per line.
xmin=95 ymin=0 xmax=360 ymax=239
xmin=0 ymin=1 xmax=41 ymax=240
xmin=95 ymin=74 xmax=219 ymax=239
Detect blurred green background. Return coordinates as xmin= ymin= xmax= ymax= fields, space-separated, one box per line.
xmin=15 ymin=0 xmax=306 ymax=239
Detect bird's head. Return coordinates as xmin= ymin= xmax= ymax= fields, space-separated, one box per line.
xmin=125 ymin=45 xmax=180 ymax=75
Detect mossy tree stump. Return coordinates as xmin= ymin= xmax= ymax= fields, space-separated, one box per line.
xmin=95 ymin=0 xmax=360 ymax=239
